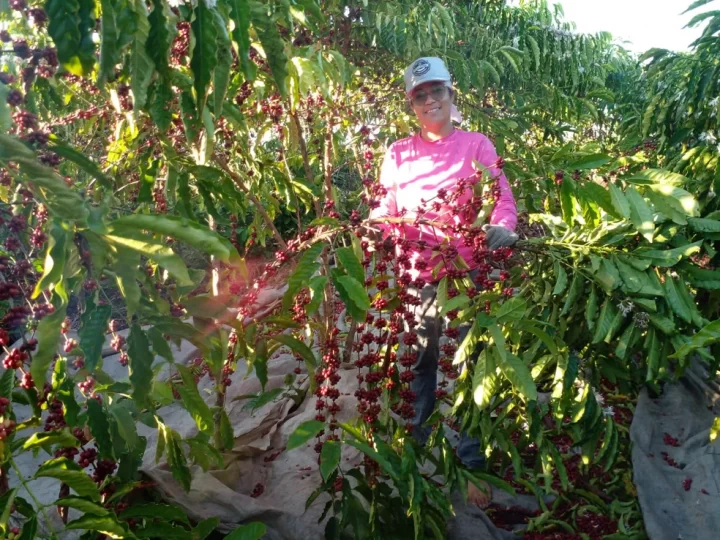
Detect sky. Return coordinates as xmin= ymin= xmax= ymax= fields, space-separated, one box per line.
xmin=546 ymin=0 xmax=719 ymax=54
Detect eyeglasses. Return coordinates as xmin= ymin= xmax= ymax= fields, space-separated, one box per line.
xmin=410 ymin=85 xmax=449 ymax=107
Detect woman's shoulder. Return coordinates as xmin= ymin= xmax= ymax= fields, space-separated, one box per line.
xmin=387 ymin=134 xmax=416 ymax=151
xmin=456 ymin=129 xmax=491 ymax=145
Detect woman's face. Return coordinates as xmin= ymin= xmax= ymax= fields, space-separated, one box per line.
xmin=409 ymin=81 xmax=453 ymax=130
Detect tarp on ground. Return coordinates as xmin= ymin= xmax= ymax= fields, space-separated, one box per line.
xmin=631 ymin=360 xmax=720 ymax=540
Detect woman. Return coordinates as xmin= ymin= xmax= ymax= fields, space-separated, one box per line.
xmin=370 ymin=57 xmax=518 ymax=507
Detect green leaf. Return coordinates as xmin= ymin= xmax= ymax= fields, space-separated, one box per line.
xmin=615 ymin=258 xmax=663 ymax=296
xmin=0 ymin=369 xmax=14 ymax=399
xmin=629 ymin=169 xmax=689 ymax=187
xmin=270 ymin=335 xmax=316 ymax=370
xmin=147 ymin=0 xmax=175 ymax=78
xmin=33 ymin=222 xmax=68 ymax=300
xmin=472 ymin=349 xmax=497 ymax=410
xmin=0 ymin=87 xmax=10 ymax=132
xmin=306 ymin=275 xmax=328 ymax=315
xmin=582 ymin=182 xmax=621 ymax=219
xmin=87 ymin=399 xmax=114 ymax=459
xmin=560 ymin=273 xmax=583 ymax=315
xmin=645 ymin=189 xmax=689 ymax=225
xmin=0 ymin=488 xmax=17 ymax=531
xmin=559 ymin=178 xmax=576 ymax=226
xmin=175 ymin=365 xmax=214 ymax=434
xmin=646 ymin=329 xmax=661 ymax=381
xmin=634 ymin=241 xmax=702 ymax=267
xmin=489 ymin=325 xmax=537 ymax=401
xmin=79 ymin=302 xmax=112 ymax=373
xmin=283 ymin=242 xmax=325 ymax=309
xmin=565 ymin=153 xmax=610 ymax=170
xmin=127 ymin=324 xmax=154 ymax=408
xmin=227 ymin=0 xmax=253 ymax=78
xmin=335 ymin=247 xmax=365 ymax=285
xmin=31 ymin=301 xmax=67 ymax=387
xmin=644 ymin=184 xmax=698 ymax=218
xmin=626 ymin=186 xmax=655 ymax=242
xmin=253 ymin=339 xmax=268 ymax=391
xmin=585 ymin=285 xmax=599 ymax=332
xmin=225 ymin=523 xmax=267 ymax=540
xmin=687 ymin=217 xmax=720 ymax=232
xmin=54 ymin=497 xmax=109 ymax=516
xmin=438 ymin=294 xmax=470 ymax=316
xmin=105 ymin=234 xmax=192 ymax=286
xmin=287 ymin=420 xmax=325 ymax=450
xmin=190 ymin=2 xmax=219 ymax=117
xmin=593 ymin=257 xmax=621 ymax=292
xmin=148 ymin=327 xmax=174 ymax=363
xmin=35 ymin=458 xmax=101 ymax=501
xmin=129 ymin=0 xmax=155 ymax=111
xmin=110 ymin=405 xmax=139 ymax=452
xmin=649 ymin=312 xmax=676 ymax=335
xmin=220 ymin=408 xmax=234 ymax=450
xmin=98 ymin=0 xmax=120 ymax=88
xmin=608 ymin=183 xmax=631 ymax=219
xmin=23 ymin=429 xmax=79 ymax=453
xmin=193 ymin=517 xmax=220 ymax=540
xmin=493 ymin=297 xmax=527 ymax=323
xmin=320 ymin=440 xmax=341 ymax=482
xmin=455 ymin=315 xmax=484 ymax=365
xmin=48 ymin=137 xmax=112 ymax=189
xmin=552 ymin=262 xmax=568 ymax=295
xmin=46 ymin=0 xmax=96 ymax=76
xmin=17 ymin=516 xmax=37 ymax=540
xmin=119 ymin=503 xmax=189 ymax=524
xmin=66 ymin=515 xmax=130 ymax=538
xmin=250 ymin=2 xmax=289 ymax=96
xmin=670 ymin=320 xmax=720 ymax=359
xmin=463 ymin=469 xmax=517 ymax=497
xmin=592 ymin=298 xmax=619 ymax=344
xmin=108 ymin=214 xmax=235 ymax=262
xmin=212 ymin=8 xmax=233 ymax=118
xmin=335 ymin=275 xmax=371 ymax=312
xmin=57 ymin=378 xmax=81 ymax=427
xmin=162 ymin=425 xmax=192 ymax=491
xmin=664 ymin=276 xmax=692 ymax=324
xmin=110 ymin=246 xmax=142 ymax=318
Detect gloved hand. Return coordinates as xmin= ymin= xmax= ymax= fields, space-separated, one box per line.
xmin=482 ymin=224 xmax=518 ymax=250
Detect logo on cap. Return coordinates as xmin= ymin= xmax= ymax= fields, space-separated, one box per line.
xmin=412 ymin=59 xmax=431 ymax=76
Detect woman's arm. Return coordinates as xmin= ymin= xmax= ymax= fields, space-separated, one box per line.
xmin=477 ymin=136 xmax=517 ymax=232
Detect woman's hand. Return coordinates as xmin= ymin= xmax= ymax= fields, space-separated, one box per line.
xmin=482 ymin=224 xmax=518 ymax=250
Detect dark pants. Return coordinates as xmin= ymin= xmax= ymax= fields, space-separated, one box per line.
xmin=409 ymin=281 xmax=486 ymax=469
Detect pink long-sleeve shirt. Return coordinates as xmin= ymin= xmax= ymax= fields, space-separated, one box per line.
xmin=370 ymin=129 xmax=517 ymax=282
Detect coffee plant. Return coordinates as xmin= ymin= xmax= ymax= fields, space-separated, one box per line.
xmin=0 ymin=0 xmax=717 ymax=538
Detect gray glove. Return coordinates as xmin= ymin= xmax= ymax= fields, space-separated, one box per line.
xmin=482 ymin=224 xmax=518 ymax=250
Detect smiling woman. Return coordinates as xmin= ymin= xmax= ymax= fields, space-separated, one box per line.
xmin=368 ymin=56 xmax=520 ymax=508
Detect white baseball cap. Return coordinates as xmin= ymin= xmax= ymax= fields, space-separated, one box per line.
xmin=404 ymin=57 xmax=452 ymax=94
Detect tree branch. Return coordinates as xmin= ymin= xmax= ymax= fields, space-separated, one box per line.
xmin=213 ymin=154 xmax=288 ymax=250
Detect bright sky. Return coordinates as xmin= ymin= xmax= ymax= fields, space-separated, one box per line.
xmin=547 ymin=0 xmax=719 ymax=54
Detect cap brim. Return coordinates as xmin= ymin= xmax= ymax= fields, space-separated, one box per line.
xmin=406 ymin=77 xmax=452 ymax=94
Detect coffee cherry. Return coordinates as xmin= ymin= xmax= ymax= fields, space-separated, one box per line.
xmin=12 ymin=39 xmax=31 ymax=59
xmin=20 ymin=372 xmax=34 ymax=389
xmin=0 ymin=419 xmax=16 ymax=440
xmin=3 ymin=348 xmax=27 ymax=370
xmin=110 ymin=334 xmax=125 ymax=352
xmin=28 ymin=8 xmax=47 ymax=27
